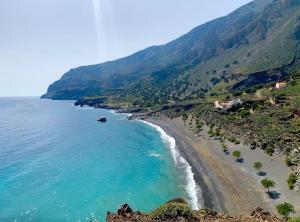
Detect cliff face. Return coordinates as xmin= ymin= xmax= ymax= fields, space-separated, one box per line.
xmin=106 ymin=202 xmax=283 ymax=222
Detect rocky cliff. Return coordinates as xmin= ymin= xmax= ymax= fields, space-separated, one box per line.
xmin=106 ymin=201 xmax=284 ymax=222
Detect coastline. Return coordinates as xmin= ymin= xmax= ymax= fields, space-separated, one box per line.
xmin=78 ymin=106 xmax=299 ymax=216
xmin=140 ymin=120 xmax=202 ymax=210
xmin=144 ymin=116 xmax=299 ymax=216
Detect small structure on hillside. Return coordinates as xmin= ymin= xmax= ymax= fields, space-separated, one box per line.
xmin=214 ymin=99 xmax=243 ymax=111
xmin=275 ymin=82 xmax=287 ymax=89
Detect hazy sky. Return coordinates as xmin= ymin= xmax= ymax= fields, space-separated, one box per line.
xmin=0 ymin=0 xmax=252 ymax=96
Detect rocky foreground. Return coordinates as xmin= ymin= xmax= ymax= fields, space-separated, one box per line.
xmin=106 ymin=200 xmax=283 ymax=222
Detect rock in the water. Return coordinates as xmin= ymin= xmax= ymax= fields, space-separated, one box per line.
xmin=117 ymin=204 xmax=133 ymax=216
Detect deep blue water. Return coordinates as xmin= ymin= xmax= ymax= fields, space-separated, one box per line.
xmin=0 ymin=98 xmax=190 ymax=221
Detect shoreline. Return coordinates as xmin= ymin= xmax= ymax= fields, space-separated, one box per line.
xmin=82 ymin=106 xmax=299 ymax=216
xmin=140 ymin=120 xmax=202 ymax=210
xmin=145 ymin=118 xmax=226 ymax=213
xmin=145 ymin=116 xmax=299 ymax=216
xmin=145 ymin=118 xmax=226 ymax=212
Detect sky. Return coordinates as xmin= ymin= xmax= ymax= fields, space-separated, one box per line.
xmin=0 ymin=0 xmax=252 ymax=97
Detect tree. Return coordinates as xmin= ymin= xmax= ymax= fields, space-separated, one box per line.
xmin=232 ymin=151 xmax=241 ymax=161
xmin=276 ymin=202 xmax=295 ymax=220
xmin=253 ymin=162 xmax=263 ymax=175
xmin=261 ymin=178 xmax=275 ymax=195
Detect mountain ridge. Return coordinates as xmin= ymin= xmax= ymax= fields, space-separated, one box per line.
xmin=42 ymin=0 xmax=288 ymax=100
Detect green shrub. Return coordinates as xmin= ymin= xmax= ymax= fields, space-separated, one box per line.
xmin=239 ymin=109 xmax=250 ymax=118
xmin=182 ymin=113 xmax=188 ymax=121
xmin=196 ymin=122 xmax=203 ymax=130
xmin=266 ymin=145 xmax=275 ymax=156
xmin=221 ymin=143 xmax=228 ymax=153
xmin=232 ymin=150 xmax=241 ymax=160
xmin=285 ymin=156 xmax=294 ymax=167
xmin=215 ymin=128 xmax=221 ymax=136
xmin=208 ymin=127 xmax=215 ymax=137
xmin=229 ymin=137 xmax=236 ymax=143
xmin=150 ymin=203 xmax=196 ymax=220
xmin=289 ymin=216 xmax=300 ymax=222
xmin=287 ymin=173 xmax=298 ymax=190
xmin=234 ymin=140 xmax=241 ymax=145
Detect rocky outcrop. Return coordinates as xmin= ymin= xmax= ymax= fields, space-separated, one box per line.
xmin=106 ymin=204 xmax=148 ymax=222
xmin=106 ymin=202 xmax=284 ymax=222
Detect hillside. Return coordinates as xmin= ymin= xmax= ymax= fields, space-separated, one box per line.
xmin=43 ymin=0 xmax=300 ymax=190
xmin=40 ymin=0 xmax=300 ymax=214
xmin=42 ymin=0 xmax=300 ymax=101
xmin=105 ymin=201 xmax=287 ymax=222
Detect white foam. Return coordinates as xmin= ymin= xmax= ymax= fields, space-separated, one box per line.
xmin=149 ymin=150 xmax=161 ymax=158
xmin=77 ymin=105 xmax=95 ymax=110
xmin=140 ymin=120 xmax=201 ymax=210
xmin=108 ymin=109 xmax=117 ymax=114
xmin=108 ymin=109 xmax=131 ymax=117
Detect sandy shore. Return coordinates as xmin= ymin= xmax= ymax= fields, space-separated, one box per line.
xmin=147 ymin=117 xmax=300 ymax=216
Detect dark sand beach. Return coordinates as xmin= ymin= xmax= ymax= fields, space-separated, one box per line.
xmin=147 ymin=117 xmax=300 ymax=216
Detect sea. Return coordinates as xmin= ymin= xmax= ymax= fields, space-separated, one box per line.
xmin=0 ymin=97 xmax=200 ymax=221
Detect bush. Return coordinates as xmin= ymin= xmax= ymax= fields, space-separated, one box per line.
xmin=150 ymin=203 xmax=196 ymax=220
xmin=232 ymin=150 xmax=241 ymax=160
xmin=229 ymin=137 xmax=236 ymax=143
xmin=182 ymin=113 xmax=188 ymax=122
xmin=215 ymin=128 xmax=221 ymax=137
xmin=234 ymin=140 xmax=241 ymax=145
xmin=196 ymin=122 xmax=203 ymax=130
xmin=287 ymin=173 xmax=298 ymax=190
xmin=266 ymin=145 xmax=275 ymax=156
xmin=221 ymin=142 xmax=228 ymax=153
xmin=239 ymin=109 xmax=250 ymax=118
xmin=208 ymin=127 xmax=215 ymax=137
xmin=285 ymin=156 xmax=294 ymax=167
xmin=289 ymin=216 xmax=300 ymax=222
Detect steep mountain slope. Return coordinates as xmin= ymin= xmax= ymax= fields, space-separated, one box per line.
xmin=43 ymin=0 xmax=300 ymax=102
xmin=42 ymin=0 xmax=289 ymax=100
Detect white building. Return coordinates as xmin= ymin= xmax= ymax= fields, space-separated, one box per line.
xmin=214 ymin=99 xmax=243 ymax=110
xmin=275 ymin=82 xmax=287 ymax=89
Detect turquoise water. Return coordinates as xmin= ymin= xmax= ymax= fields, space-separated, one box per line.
xmin=0 ymin=98 xmax=191 ymax=221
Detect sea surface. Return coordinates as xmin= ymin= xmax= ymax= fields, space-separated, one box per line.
xmin=0 ymin=97 xmax=199 ymax=221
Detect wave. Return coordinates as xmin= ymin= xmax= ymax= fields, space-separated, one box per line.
xmin=76 ymin=105 xmax=95 ymax=110
xmin=148 ymin=150 xmax=161 ymax=158
xmin=140 ymin=120 xmax=201 ymax=210
xmin=108 ymin=110 xmax=132 ymax=119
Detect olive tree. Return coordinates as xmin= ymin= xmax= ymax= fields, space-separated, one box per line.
xmin=261 ymin=178 xmax=275 ymax=195
xmin=232 ymin=150 xmax=241 ymax=161
xmin=276 ymin=202 xmax=295 ymax=220
xmin=253 ymin=162 xmax=263 ymax=175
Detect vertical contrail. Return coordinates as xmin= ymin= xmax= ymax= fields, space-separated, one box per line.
xmin=92 ymin=0 xmax=104 ymax=61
